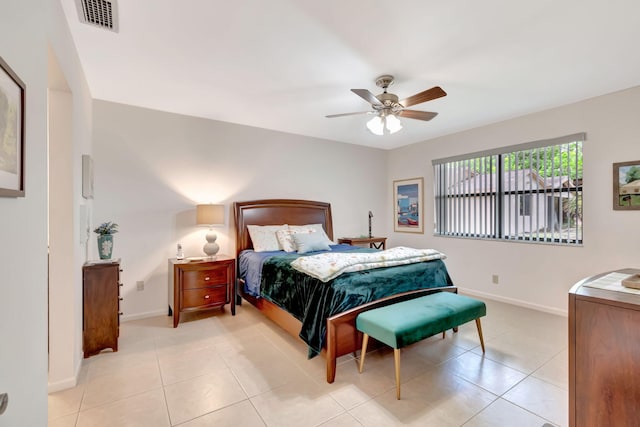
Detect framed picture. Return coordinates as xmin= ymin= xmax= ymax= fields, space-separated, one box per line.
xmin=613 ymin=160 xmax=640 ymax=210
xmin=0 ymin=56 xmax=25 ymax=197
xmin=393 ymin=177 xmax=424 ymax=233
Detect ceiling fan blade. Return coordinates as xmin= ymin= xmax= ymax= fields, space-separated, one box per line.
xmin=351 ymin=89 xmax=383 ymax=107
xmin=398 ymin=110 xmax=438 ymax=121
xmin=399 ymin=86 xmax=447 ymax=108
xmin=325 ymin=111 xmax=374 ymax=118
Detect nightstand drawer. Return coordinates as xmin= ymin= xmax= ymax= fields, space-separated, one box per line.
xmin=183 ymin=268 xmax=228 ymax=289
xmin=183 ymin=286 xmax=228 ymax=308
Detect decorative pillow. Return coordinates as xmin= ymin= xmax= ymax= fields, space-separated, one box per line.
xmin=275 ymin=228 xmax=312 ymax=252
xmin=247 ymin=225 xmax=288 ymax=252
xmin=293 ymin=231 xmax=332 ymax=254
xmin=288 ymin=224 xmax=333 ymax=245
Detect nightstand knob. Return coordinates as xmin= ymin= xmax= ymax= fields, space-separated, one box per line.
xmin=204 ymin=276 xmax=210 ymax=281
xmin=204 ymin=295 xmax=210 ymax=299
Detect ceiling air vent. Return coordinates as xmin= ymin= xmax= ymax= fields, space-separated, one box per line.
xmin=75 ymin=0 xmax=119 ymax=32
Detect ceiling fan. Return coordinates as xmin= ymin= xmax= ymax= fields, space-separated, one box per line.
xmin=326 ymin=75 xmax=446 ymax=135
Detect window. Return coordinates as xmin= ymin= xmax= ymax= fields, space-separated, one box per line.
xmin=433 ymin=133 xmax=584 ymax=245
xmin=519 ymin=194 xmax=532 ymax=216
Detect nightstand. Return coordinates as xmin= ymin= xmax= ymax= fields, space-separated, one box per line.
xmin=338 ymin=236 xmax=387 ymax=250
xmin=168 ymin=255 xmax=236 ymax=327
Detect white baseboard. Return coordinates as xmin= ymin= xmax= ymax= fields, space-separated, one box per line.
xmin=48 ymin=356 xmax=82 ymax=393
xmin=458 ymin=287 xmax=568 ymax=317
xmin=120 ymin=309 xmax=168 ymax=322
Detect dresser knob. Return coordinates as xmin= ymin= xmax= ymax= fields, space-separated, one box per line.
xmin=204 ymin=276 xmax=210 ymax=281
xmin=204 ymin=295 xmax=210 ymax=299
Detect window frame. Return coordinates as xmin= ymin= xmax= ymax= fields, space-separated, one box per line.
xmin=432 ymin=133 xmax=584 ymax=246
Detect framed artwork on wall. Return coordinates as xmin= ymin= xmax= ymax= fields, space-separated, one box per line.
xmin=613 ymin=160 xmax=640 ymax=210
xmin=393 ymin=177 xmax=424 ymax=233
xmin=0 ymin=56 xmax=26 ymax=197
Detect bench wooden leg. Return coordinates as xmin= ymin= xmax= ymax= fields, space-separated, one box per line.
xmin=358 ymin=333 xmax=369 ymax=373
xmin=394 ymin=348 xmax=401 ymax=400
xmin=475 ymin=318 xmax=485 ymax=353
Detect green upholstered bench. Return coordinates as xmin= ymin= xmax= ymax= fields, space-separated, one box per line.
xmin=356 ymin=291 xmax=486 ymax=399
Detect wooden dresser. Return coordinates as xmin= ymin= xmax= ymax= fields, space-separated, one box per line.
xmin=82 ymin=260 xmax=122 ymax=358
xmin=168 ymin=256 xmax=235 ymax=327
xmin=568 ymin=268 xmax=640 ymax=427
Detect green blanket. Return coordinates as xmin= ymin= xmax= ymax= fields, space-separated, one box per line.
xmin=260 ymin=250 xmax=453 ymax=357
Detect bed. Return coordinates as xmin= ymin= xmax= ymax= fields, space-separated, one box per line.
xmin=234 ymin=198 xmax=455 ymax=383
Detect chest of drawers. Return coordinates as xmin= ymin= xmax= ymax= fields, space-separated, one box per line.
xmin=83 ymin=260 xmax=122 ymax=357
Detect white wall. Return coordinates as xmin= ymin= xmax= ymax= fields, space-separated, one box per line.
xmin=388 ymin=86 xmax=640 ymax=315
xmin=0 ymin=1 xmax=48 ymax=425
xmin=47 ymin=0 xmax=94 ymax=393
xmin=92 ymin=100 xmax=388 ymax=319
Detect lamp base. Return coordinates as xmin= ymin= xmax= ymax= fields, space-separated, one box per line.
xmin=203 ymin=229 xmax=220 ymax=258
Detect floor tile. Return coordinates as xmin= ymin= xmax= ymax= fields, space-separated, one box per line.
xmin=464 ymin=397 xmax=553 ymax=427
xmin=532 ymin=348 xmax=568 ymax=391
xmin=441 ymin=350 xmax=527 ymax=395
xmin=48 ymin=413 xmax=78 ymax=427
xmin=81 ymin=362 xmax=163 ymax=410
xmin=48 ymin=382 xmax=86 ymax=420
xmin=158 ymin=345 xmax=228 ymax=385
xmin=349 ymin=366 xmax=497 ymax=426
xmin=164 ymin=369 xmax=248 ymax=425
xmin=319 ymin=412 xmax=365 ymax=426
xmin=250 ymin=377 xmax=345 ymax=427
xmin=176 ymin=400 xmax=266 ymax=426
xmin=503 ymin=376 xmax=568 ymax=426
xmin=76 ymin=388 xmax=170 ymax=427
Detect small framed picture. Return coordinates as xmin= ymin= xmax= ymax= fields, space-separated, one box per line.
xmin=613 ymin=161 xmax=640 ymax=210
xmin=0 ymin=56 xmax=26 ymax=197
xmin=393 ymin=177 xmax=424 ymax=233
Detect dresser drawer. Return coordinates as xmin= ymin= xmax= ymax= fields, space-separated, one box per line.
xmin=183 ymin=268 xmax=228 ymax=289
xmin=183 ymin=286 xmax=228 ymax=308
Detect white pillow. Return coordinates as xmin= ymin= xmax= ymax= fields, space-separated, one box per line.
xmin=288 ymin=224 xmax=332 ymax=245
xmin=275 ymin=228 xmax=299 ymax=252
xmin=276 ymin=227 xmax=322 ymax=252
xmin=293 ymin=231 xmax=332 ymax=254
xmin=247 ymin=225 xmax=288 ymax=252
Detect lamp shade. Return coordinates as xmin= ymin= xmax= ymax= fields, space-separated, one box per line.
xmin=196 ymin=204 xmax=224 ymax=226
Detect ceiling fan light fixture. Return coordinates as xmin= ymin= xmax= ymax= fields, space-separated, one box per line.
xmin=385 ymin=114 xmax=402 ymax=134
xmin=366 ymin=116 xmax=384 ymax=136
xmin=366 ymin=114 xmax=402 ymax=136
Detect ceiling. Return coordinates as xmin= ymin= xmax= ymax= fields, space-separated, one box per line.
xmin=60 ymin=0 xmax=640 ymax=150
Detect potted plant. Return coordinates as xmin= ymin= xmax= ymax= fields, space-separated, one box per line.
xmin=94 ymin=221 xmax=119 ymax=259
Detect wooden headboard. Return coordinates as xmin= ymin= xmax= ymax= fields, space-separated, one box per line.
xmin=234 ymin=199 xmax=334 ymax=257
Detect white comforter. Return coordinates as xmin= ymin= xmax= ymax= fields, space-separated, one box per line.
xmin=290 ymin=246 xmax=446 ymax=282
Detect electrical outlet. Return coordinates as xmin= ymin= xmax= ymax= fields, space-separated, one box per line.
xmin=136 ymin=280 xmax=144 ymax=291
xmin=492 ymin=274 xmax=499 ymax=284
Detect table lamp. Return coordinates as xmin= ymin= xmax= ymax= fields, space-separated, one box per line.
xmin=196 ymin=204 xmax=224 ymax=258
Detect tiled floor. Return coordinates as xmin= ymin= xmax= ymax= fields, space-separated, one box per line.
xmin=49 ymin=297 xmax=568 ymax=426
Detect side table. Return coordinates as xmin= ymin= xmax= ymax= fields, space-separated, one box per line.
xmin=338 ymin=236 xmax=387 ymax=250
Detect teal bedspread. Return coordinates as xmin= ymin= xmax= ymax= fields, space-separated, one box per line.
xmin=259 ymin=250 xmax=453 ymax=357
